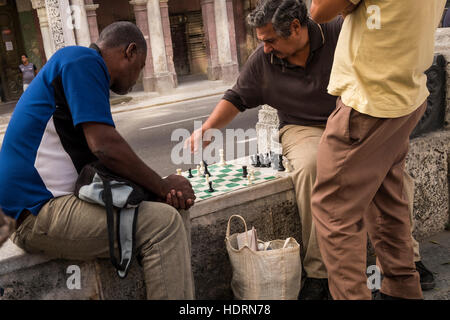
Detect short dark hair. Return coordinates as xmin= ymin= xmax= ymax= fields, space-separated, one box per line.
xmin=97 ymin=21 xmax=147 ymax=53
xmin=247 ymin=0 xmax=308 ymax=38
xmin=22 ymin=53 xmax=28 ymax=58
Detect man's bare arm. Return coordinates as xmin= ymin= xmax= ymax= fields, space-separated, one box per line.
xmin=82 ymin=123 xmax=195 ymax=209
xmin=311 ymin=0 xmax=359 ymax=23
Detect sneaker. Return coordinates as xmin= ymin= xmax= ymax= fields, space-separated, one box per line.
xmin=415 ymin=261 xmax=435 ymax=291
xmin=372 ymin=290 xmax=423 ymax=300
xmin=298 ymin=278 xmax=332 ymax=300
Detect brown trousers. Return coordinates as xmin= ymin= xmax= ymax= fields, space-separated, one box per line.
xmin=311 ymin=99 xmax=426 ymax=300
xmin=280 ymin=124 xmax=421 ymax=281
xmin=11 ymin=195 xmax=195 ymax=300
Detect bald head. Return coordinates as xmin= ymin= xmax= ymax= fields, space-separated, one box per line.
xmin=97 ymin=21 xmax=147 ymax=54
xmin=96 ymin=21 xmax=147 ymax=95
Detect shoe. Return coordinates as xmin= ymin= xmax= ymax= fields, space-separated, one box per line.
xmin=372 ymin=290 xmax=423 ymax=300
xmin=298 ymin=278 xmax=332 ymax=300
xmin=415 ymin=261 xmax=435 ymax=291
xmin=372 ymin=290 xmax=405 ymax=300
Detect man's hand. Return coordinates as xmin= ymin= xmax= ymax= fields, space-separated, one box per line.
xmin=162 ymin=175 xmax=196 ymax=210
xmin=185 ymin=127 xmax=214 ymax=154
xmin=0 ymin=209 xmax=15 ymax=247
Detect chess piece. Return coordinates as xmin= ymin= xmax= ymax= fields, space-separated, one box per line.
xmin=277 ymin=154 xmax=286 ymax=172
xmin=199 ymin=161 xmax=205 ymax=176
xmin=242 ymin=165 xmax=248 ymax=178
xmin=208 ymin=181 xmax=215 ymax=193
xmin=284 ymin=159 xmax=291 ymax=173
xmin=219 ymin=149 xmax=227 ymax=166
xmin=266 ymin=153 xmax=271 ymax=167
xmin=176 ymin=168 xmax=182 ymax=175
xmin=203 ymin=160 xmax=211 ymax=177
xmin=261 ymin=154 xmax=269 ymax=168
xmin=247 ymin=175 xmax=253 ymax=185
xmin=205 ymin=174 xmax=210 ymax=184
xmin=188 ymin=168 xmax=193 ymax=178
xmin=196 ymin=165 xmax=201 ymax=177
xmin=251 ymin=154 xmax=261 ymax=167
xmin=250 ymin=169 xmax=255 ymax=180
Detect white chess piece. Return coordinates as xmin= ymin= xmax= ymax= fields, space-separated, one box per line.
xmin=205 ymin=174 xmax=210 ymax=184
xmin=250 ymin=169 xmax=255 ymax=180
xmin=196 ymin=165 xmax=201 ymax=177
xmin=200 ymin=161 xmax=205 ymax=175
xmin=247 ymin=175 xmax=253 ymax=185
xmin=176 ymin=168 xmax=182 ymax=175
xmin=219 ymin=149 xmax=227 ymax=166
xmin=283 ymin=159 xmax=291 ymax=173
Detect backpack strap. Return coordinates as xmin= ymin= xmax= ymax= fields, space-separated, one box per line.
xmin=102 ymin=178 xmax=138 ymax=278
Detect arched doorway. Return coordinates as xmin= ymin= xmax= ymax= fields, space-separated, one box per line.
xmin=0 ymin=0 xmax=25 ymax=101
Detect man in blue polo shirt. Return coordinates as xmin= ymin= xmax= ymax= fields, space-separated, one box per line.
xmin=0 ymin=21 xmax=196 ymax=299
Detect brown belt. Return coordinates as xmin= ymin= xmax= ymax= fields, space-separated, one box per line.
xmin=16 ymin=210 xmax=31 ymax=228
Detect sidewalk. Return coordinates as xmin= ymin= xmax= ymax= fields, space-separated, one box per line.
xmin=421 ymin=230 xmax=450 ymax=300
xmin=0 ymin=78 xmax=232 ymax=135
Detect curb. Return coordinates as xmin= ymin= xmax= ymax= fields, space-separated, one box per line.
xmin=111 ymin=90 xmax=226 ymax=115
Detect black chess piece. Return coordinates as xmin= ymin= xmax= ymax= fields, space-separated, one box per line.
xmin=208 ymin=181 xmax=215 ymax=193
xmin=266 ymin=153 xmax=271 ymax=167
xmin=188 ymin=168 xmax=193 ymax=178
xmin=242 ymin=165 xmax=248 ymax=178
xmin=255 ymin=155 xmax=261 ymax=167
xmin=261 ymin=154 xmax=269 ymax=167
xmin=203 ymin=160 xmax=212 ymax=177
xmin=278 ymin=154 xmax=286 ymax=172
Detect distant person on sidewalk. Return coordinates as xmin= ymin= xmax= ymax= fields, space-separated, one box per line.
xmin=0 ymin=22 xmax=195 ymax=299
xmin=310 ymin=0 xmax=445 ymax=299
xmin=19 ymin=54 xmax=37 ymax=92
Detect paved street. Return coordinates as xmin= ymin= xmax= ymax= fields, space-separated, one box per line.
xmin=111 ymin=94 xmax=259 ymax=177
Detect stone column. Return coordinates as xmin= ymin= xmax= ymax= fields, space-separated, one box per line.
xmin=31 ymin=0 xmax=55 ymax=59
xmin=147 ymin=0 xmax=176 ymax=93
xmin=226 ymin=0 xmax=238 ymax=64
xmin=45 ymin=0 xmax=76 ymax=50
xmin=70 ymin=0 xmax=91 ymax=46
xmin=201 ymin=0 xmax=221 ymax=80
xmin=84 ymin=0 xmax=100 ymax=44
xmin=159 ymin=0 xmax=177 ymax=87
xmin=130 ymin=0 xmax=156 ymax=92
xmin=214 ymin=0 xmax=239 ymax=83
xmin=255 ymin=105 xmax=281 ymax=155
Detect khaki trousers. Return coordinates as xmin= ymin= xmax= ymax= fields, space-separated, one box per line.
xmin=11 ymin=194 xmax=195 ymax=300
xmin=311 ymin=99 xmax=426 ymax=300
xmin=280 ymin=122 xmax=421 ymax=281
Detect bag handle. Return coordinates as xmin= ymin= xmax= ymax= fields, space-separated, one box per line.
xmin=226 ymin=214 xmax=249 ymax=244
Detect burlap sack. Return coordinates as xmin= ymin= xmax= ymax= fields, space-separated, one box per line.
xmin=225 ymin=215 xmax=302 ymax=300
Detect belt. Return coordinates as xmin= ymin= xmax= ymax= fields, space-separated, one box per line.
xmin=16 ymin=210 xmax=31 ymax=228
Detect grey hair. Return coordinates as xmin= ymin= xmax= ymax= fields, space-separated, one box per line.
xmin=247 ymin=0 xmax=308 ymax=38
xmin=97 ymin=21 xmax=147 ymax=54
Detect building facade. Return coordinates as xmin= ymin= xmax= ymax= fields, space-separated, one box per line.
xmin=0 ymin=0 xmax=315 ymax=100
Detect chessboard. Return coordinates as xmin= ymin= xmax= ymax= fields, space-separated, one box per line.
xmin=180 ymin=163 xmax=279 ymax=201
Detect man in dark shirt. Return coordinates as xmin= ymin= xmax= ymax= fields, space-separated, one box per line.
xmin=187 ymin=0 xmax=433 ymax=299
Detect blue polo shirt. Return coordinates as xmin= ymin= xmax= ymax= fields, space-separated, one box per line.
xmin=0 ymin=46 xmax=114 ymax=219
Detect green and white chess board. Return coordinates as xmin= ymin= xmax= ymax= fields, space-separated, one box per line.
xmin=181 ymin=163 xmax=279 ymax=201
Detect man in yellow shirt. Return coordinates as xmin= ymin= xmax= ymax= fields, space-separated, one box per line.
xmin=310 ymin=0 xmax=446 ymax=300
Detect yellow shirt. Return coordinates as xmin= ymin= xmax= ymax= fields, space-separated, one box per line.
xmin=328 ymin=0 xmax=446 ymax=118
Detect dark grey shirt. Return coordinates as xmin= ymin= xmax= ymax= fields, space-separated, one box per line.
xmin=223 ymin=17 xmax=343 ymax=128
xmin=19 ymin=63 xmax=37 ymax=85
